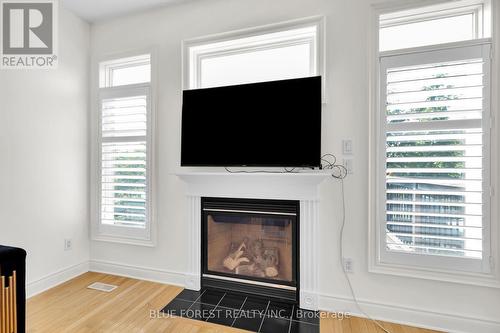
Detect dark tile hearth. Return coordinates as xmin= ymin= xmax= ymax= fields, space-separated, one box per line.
xmin=175 ymin=289 xmax=203 ymax=302
xmin=161 ymin=288 xmax=320 ymax=333
xmin=199 ymin=289 xmax=226 ymax=305
xmin=218 ymin=292 xmax=247 ymax=309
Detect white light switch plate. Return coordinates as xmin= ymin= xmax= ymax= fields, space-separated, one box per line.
xmin=342 ymin=139 xmax=353 ymax=155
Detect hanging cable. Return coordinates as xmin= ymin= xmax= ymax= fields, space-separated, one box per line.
xmin=336 ymin=173 xmax=392 ymax=333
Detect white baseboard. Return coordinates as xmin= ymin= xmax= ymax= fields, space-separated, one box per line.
xmin=319 ymin=293 xmax=500 ymax=333
xmin=27 ymin=261 xmax=89 ymax=298
xmin=88 ymin=259 xmax=186 ymax=288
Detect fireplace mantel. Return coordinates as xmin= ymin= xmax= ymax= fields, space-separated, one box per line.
xmin=176 ymin=171 xmax=331 ymax=200
xmin=175 ymin=170 xmax=331 ymax=310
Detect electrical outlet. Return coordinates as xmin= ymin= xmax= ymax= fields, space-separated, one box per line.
xmin=342 ymin=139 xmax=353 ymax=155
xmin=343 ymin=158 xmax=354 ymax=174
xmin=64 ymin=239 xmax=72 ymax=251
xmin=343 ymin=257 xmax=353 ymax=273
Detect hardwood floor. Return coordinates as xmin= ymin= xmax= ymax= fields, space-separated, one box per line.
xmin=27 ymin=272 xmax=441 ymax=333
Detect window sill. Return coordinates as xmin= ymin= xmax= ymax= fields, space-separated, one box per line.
xmin=369 ymin=260 xmax=500 ymax=289
xmin=92 ymin=234 xmax=156 ymax=247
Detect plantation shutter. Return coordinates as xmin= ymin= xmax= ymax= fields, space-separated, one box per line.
xmin=380 ymin=44 xmax=491 ymax=266
xmin=100 ymin=88 xmax=150 ymax=229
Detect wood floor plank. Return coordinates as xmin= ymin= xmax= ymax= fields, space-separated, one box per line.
xmin=27 ymin=273 xmax=443 ymax=333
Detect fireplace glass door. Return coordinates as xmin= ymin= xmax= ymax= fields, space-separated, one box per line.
xmin=206 ymin=212 xmax=295 ymax=284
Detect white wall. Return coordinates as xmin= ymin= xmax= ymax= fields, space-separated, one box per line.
xmin=0 ymin=6 xmax=90 ymax=296
xmin=88 ymin=0 xmax=500 ymax=332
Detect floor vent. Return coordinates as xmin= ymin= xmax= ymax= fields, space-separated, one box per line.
xmin=87 ymin=282 xmax=118 ymax=292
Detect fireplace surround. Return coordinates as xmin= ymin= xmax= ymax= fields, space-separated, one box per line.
xmin=176 ymin=171 xmax=330 ymax=310
xmin=201 ymin=197 xmax=299 ymax=302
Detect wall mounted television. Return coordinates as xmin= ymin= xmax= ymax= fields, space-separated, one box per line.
xmin=181 ymin=76 xmax=322 ymax=167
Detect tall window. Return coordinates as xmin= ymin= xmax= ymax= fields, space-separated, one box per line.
xmin=185 ymin=17 xmax=324 ymax=89
xmin=375 ymin=1 xmax=493 ymax=275
xmin=96 ymin=54 xmax=154 ymax=243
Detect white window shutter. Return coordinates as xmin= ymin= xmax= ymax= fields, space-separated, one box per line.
xmin=379 ymin=44 xmax=491 ymax=272
xmin=98 ymin=86 xmax=152 ymax=240
xmin=101 ymin=94 xmax=148 ymax=227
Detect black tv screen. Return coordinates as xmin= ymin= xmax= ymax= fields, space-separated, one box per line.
xmin=181 ymin=76 xmax=322 ymax=167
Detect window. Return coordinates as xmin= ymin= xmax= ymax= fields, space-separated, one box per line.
xmin=100 ymin=54 xmax=151 ymax=87
xmin=380 ymin=1 xmax=491 ymax=51
xmin=95 ymin=53 xmax=154 ymax=244
xmin=373 ymin=1 xmax=495 ymax=279
xmin=185 ymin=17 xmax=324 ymax=89
xmin=380 ymin=45 xmax=491 ymax=272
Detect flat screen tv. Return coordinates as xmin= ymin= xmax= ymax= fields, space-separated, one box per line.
xmin=181 ymin=76 xmax=322 ymax=167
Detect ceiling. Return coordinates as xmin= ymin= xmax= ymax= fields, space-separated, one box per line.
xmin=62 ymin=0 xmax=188 ymax=22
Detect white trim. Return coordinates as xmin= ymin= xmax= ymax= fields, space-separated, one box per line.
xmin=378 ymin=0 xmax=492 ymax=52
xmin=380 ymin=3 xmax=483 ymax=26
xmin=318 ymin=292 xmax=500 ymax=333
xmin=380 ymin=1 xmax=488 ymax=41
xmin=368 ymin=0 xmax=500 ymax=286
xmin=27 ymin=261 xmax=89 ymax=298
xmin=203 ymin=208 xmax=297 ymax=216
xmin=374 ymin=0 xmax=490 ymax=19
xmin=489 ymin=0 xmax=500 ymax=283
xmin=182 ymin=15 xmax=326 ymax=101
xmin=378 ymin=41 xmax=492 ymax=274
xmin=175 ymin=171 xmax=331 ymax=201
xmin=380 ymin=37 xmax=492 ymax=57
xmin=99 ymin=54 xmax=151 ymax=88
xmin=369 ymin=260 xmax=500 ymax=288
xmin=91 ymin=48 xmax=158 ymax=247
xmin=185 ymin=195 xmax=201 ymax=291
xmin=299 ymin=200 xmax=320 ymax=310
xmin=176 ymin=174 xmax=326 ymax=310
xmin=88 ymin=260 xmax=186 ymax=288
xmin=91 ymin=234 xmax=156 ymax=247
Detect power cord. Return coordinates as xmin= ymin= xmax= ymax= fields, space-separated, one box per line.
xmin=222 ymin=154 xmax=390 ymax=331
xmin=337 ymin=175 xmax=392 ymax=333
xmin=224 ymin=154 xmax=347 ymax=176
xmin=224 ymin=167 xmax=299 ymax=173
xmin=321 ymin=154 xmax=347 ymax=179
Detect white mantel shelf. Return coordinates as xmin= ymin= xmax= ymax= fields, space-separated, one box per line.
xmin=175 ymin=170 xmax=330 ymax=310
xmin=175 ymin=170 xmax=332 ymax=201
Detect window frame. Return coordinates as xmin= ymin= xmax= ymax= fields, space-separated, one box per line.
xmin=182 ymin=16 xmax=325 ymax=98
xmin=91 ymin=49 xmax=157 ymax=247
xmin=378 ymin=43 xmax=492 ymax=273
xmin=379 ymin=0 xmax=491 ymax=44
xmin=99 ymin=54 xmax=151 ymax=88
xmin=369 ymin=0 xmax=500 ymax=288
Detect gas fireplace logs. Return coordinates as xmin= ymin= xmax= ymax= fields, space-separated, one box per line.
xmin=223 ymin=240 xmax=250 ymax=270
xmin=223 ymin=238 xmax=280 ymax=278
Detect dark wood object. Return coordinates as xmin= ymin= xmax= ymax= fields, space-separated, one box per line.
xmin=0 ymin=246 xmax=26 ymax=333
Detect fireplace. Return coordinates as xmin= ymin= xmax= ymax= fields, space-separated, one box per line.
xmin=201 ymin=197 xmax=299 ymax=302
xmin=178 ymin=171 xmax=327 ymax=310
